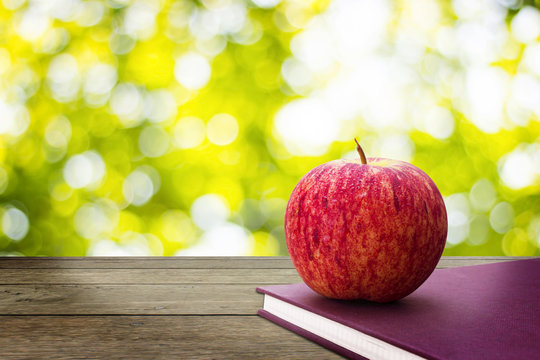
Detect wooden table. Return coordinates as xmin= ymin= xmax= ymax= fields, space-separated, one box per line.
xmin=0 ymin=256 xmax=524 ymax=359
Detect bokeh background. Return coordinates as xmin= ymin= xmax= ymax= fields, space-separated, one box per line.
xmin=0 ymin=0 xmax=539 ymax=256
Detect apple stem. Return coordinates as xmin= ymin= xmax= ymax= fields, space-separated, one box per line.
xmin=354 ymin=138 xmax=367 ymax=165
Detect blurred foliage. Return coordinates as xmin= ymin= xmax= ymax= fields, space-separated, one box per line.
xmin=0 ymin=0 xmax=539 ymax=256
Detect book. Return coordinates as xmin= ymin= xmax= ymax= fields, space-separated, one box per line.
xmin=256 ymin=258 xmax=540 ymax=360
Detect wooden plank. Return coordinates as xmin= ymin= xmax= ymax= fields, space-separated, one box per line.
xmin=0 ymin=257 xmax=534 ymax=358
xmin=0 ymin=256 xmax=527 ymax=269
xmin=0 ymin=256 xmax=296 ymax=269
xmin=0 ymin=268 xmax=303 ymax=285
xmin=0 ymin=284 xmax=265 ymax=315
xmin=0 ymin=258 xmax=532 ymax=316
xmin=437 ymin=256 xmax=529 ymax=268
xmin=0 ymin=257 xmax=530 ymax=285
xmin=0 ymin=315 xmax=344 ymax=360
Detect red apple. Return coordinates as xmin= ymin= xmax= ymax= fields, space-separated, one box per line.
xmin=285 ymin=140 xmax=447 ymax=302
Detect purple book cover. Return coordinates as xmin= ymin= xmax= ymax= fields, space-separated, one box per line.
xmin=257 ymin=258 xmax=540 ymax=360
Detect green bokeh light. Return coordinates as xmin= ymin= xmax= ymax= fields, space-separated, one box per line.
xmin=0 ymin=0 xmax=539 ymax=256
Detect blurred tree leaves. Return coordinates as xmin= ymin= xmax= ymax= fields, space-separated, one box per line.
xmin=0 ymin=0 xmax=539 ymax=256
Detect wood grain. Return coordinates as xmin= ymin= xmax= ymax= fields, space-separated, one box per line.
xmin=0 ymin=257 xmax=527 ymax=316
xmin=0 ymin=257 xmax=296 ymax=269
xmin=0 ymin=268 xmax=303 ymax=285
xmin=0 ymin=284 xmax=263 ymax=315
xmin=0 ymin=256 xmax=523 ymax=269
xmin=0 ymin=256 xmax=533 ymax=359
xmin=0 ymin=315 xmax=343 ymax=360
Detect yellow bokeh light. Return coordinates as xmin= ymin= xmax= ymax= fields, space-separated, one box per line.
xmin=206 ymin=113 xmax=239 ymax=146
xmin=0 ymin=0 xmax=538 ymax=256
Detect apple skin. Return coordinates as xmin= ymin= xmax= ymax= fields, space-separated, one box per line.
xmin=285 ymin=157 xmax=447 ymax=303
